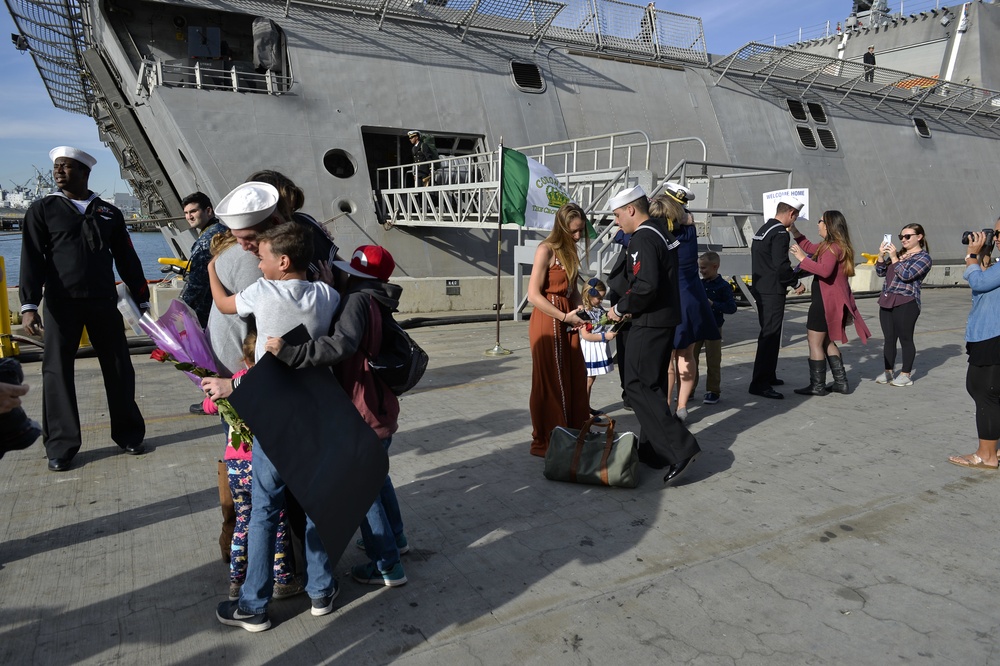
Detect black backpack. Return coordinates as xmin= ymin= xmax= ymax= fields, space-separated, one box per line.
xmin=367 ymin=303 xmax=429 ymax=396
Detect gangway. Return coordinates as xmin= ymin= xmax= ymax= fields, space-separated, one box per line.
xmin=379 ymin=131 xmax=797 ymax=319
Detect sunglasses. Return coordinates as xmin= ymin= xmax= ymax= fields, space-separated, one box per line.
xmin=899 ymin=234 xmax=917 ymax=240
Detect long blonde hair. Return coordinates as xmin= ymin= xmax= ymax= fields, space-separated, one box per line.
xmin=544 ymin=203 xmax=590 ymax=286
xmin=648 ymin=194 xmax=685 ymax=232
xmin=816 ymin=210 xmax=856 ymax=278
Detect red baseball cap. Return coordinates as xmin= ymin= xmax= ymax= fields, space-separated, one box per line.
xmin=333 ymin=245 xmax=395 ymax=282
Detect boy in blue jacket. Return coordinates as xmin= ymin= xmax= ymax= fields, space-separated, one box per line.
xmin=694 ymin=252 xmax=738 ymax=404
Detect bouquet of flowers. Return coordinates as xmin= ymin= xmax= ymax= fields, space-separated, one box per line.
xmin=141 ymin=300 xmax=253 ymax=449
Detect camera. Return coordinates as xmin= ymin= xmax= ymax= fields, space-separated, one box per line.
xmin=961 ymin=229 xmax=996 ymax=245
xmin=0 ymin=358 xmax=42 ymax=460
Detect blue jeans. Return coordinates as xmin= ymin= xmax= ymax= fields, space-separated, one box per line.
xmin=359 ymin=437 xmax=405 ymax=572
xmin=239 ymin=440 xmax=333 ymax=614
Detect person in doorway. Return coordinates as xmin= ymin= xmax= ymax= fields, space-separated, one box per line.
xmin=20 ymin=146 xmax=149 ymax=472
xmin=407 ymin=131 xmax=439 ymax=186
xmin=748 ymin=196 xmax=806 ymax=399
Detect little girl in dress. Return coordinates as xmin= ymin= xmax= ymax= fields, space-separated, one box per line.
xmin=578 ymin=279 xmax=617 ymax=414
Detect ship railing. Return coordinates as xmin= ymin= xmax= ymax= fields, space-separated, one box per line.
xmin=5 ymin=0 xmax=93 ymax=115
xmin=380 ymin=130 xmax=709 ymax=228
xmin=285 ymin=0 xmax=707 ymax=64
xmin=713 ymin=42 xmax=1000 ymax=126
xmin=136 ymin=57 xmax=291 ymax=95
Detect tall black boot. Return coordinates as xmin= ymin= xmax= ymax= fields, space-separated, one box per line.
xmin=794 ymin=359 xmax=830 ymax=396
xmin=826 ymin=354 xmax=849 ymax=394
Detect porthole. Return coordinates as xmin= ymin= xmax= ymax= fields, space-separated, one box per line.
xmin=510 ymin=60 xmax=545 ymax=93
xmin=786 ymin=99 xmax=808 ymax=121
xmin=817 ymin=128 xmax=838 ymax=150
xmin=795 ymin=125 xmax=818 ymax=149
xmin=807 ymin=102 xmax=828 ymax=124
xmin=323 ymin=149 xmax=357 ymax=179
xmin=912 ymin=117 xmax=931 ymax=138
xmin=334 ymin=198 xmax=357 ymax=215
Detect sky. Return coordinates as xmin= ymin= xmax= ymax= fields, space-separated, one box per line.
xmin=1 ymin=1 xmax=924 ymax=197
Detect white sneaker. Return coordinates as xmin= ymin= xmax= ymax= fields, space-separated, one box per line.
xmin=890 ymin=373 xmax=913 ymax=387
xmin=875 ymin=371 xmax=892 ymax=384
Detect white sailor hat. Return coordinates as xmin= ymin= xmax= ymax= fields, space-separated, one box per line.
xmin=663 ymin=182 xmax=695 ymax=205
xmin=49 ymin=146 xmax=96 ymax=169
xmin=407 ymin=130 xmax=420 ymax=137
xmin=608 ymin=185 xmax=647 ymax=211
xmin=215 ymin=182 xmax=279 ymax=230
xmin=778 ymin=195 xmax=804 ymax=211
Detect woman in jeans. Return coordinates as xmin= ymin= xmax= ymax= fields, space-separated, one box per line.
xmin=949 ymin=224 xmax=1000 ymax=469
xmin=874 ymin=224 xmax=933 ymax=386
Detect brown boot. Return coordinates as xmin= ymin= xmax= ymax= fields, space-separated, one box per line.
xmin=218 ymin=460 xmax=236 ymax=563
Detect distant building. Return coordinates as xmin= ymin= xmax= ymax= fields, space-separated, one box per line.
xmin=113 ymin=192 xmax=141 ymax=218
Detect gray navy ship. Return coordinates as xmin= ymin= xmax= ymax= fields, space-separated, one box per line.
xmin=5 ymin=0 xmax=999 ymax=309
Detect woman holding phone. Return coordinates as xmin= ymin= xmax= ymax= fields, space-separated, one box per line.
xmin=874 ymin=224 xmax=932 ymax=386
xmin=525 ymin=203 xmax=591 ymax=457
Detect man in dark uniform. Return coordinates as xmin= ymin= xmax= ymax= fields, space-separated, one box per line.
xmin=863 ymin=45 xmax=876 ymax=83
xmin=606 ymin=185 xmax=700 ymax=486
xmin=748 ymin=196 xmax=806 ymax=400
xmin=407 ymin=130 xmax=439 ymax=186
xmin=20 ymin=146 xmax=149 ymax=471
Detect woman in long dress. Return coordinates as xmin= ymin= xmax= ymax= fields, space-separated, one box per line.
xmin=526 ymin=203 xmax=591 ymax=457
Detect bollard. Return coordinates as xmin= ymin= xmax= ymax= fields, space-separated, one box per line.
xmin=0 ymin=256 xmax=20 ymax=357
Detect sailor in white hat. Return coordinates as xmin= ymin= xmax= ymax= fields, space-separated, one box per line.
xmin=49 ymin=146 xmax=97 ymax=170
xmin=606 ymin=184 xmax=701 ymax=487
xmin=19 ymin=146 xmax=150 ymax=471
xmin=407 ymin=130 xmax=439 ymax=185
xmin=214 ymin=181 xmax=281 ymax=256
xmin=747 ymin=194 xmax=806 ymax=400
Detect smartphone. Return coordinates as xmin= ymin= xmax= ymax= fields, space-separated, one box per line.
xmin=575 ymin=310 xmax=591 ymax=321
xmin=882 ymin=233 xmax=892 ymax=246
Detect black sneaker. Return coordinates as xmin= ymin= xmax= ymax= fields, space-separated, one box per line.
xmin=310 ymin=582 xmax=340 ymax=617
xmin=216 ymin=600 xmax=270 ymax=632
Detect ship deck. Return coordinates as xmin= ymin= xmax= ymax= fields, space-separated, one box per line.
xmin=2 ymin=287 xmax=997 ymax=664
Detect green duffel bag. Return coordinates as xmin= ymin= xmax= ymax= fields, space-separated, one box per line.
xmin=543 ymin=414 xmax=639 ymax=488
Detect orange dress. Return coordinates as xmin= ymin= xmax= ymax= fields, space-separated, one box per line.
xmin=528 ymin=260 xmax=590 ymax=457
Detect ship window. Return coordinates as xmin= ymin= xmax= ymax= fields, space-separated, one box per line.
xmin=817 ymin=128 xmax=838 ymax=150
xmin=510 ymin=61 xmax=545 ymax=93
xmin=323 ymin=149 xmax=357 ymax=179
xmin=786 ymin=99 xmax=808 ymax=121
xmin=795 ymin=125 xmax=818 ymax=149
xmin=807 ymin=102 xmax=828 ymax=124
xmin=912 ymin=117 xmax=931 ymax=138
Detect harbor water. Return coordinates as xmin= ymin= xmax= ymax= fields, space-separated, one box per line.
xmin=0 ymin=230 xmax=172 ymax=286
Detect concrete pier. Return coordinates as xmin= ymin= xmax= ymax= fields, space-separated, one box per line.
xmin=1 ymin=287 xmax=995 ymax=664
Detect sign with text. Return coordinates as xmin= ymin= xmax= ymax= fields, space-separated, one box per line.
xmin=762 ymin=188 xmax=810 ymax=222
